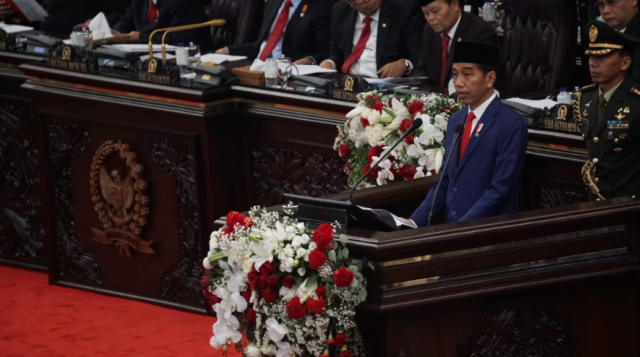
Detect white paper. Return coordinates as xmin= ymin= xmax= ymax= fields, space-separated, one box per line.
xmin=88 ymin=12 xmax=112 ymax=40
xmin=8 ymin=0 xmax=47 ymax=22
xmin=504 ymin=97 xmax=558 ymax=110
xmin=249 ymin=58 xmax=265 ymax=72
xmin=139 ymin=53 xmax=176 ymax=61
xmin=279 ymin=63 xmax=336 ymax=76
xmin=102 ymin=44 xmax=178 ymax=53
xmin=0 ymin=23 xmax=34 ymax=34
xmin=357 ymin=205 xmax=418 ymax=229
xmin=199 ymin=53 xmax=247 ymax=64
xmin=63 ymin=39 xmax=72 ymax=44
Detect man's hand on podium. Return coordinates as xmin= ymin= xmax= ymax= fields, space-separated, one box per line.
xmin=319 ymin=60 xmax=334 ymax=70
xmin=377 ymin=59 xmax=406 ymax=79
xmin=215 ymin=47 xmax=228 ymax=54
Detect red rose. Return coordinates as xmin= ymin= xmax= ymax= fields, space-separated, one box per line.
xmin=362 ymin=163 xmax=381 ymax=179
xmin=243 ymin=216 xmax=253 ymax=228
xmin=282 ymin=276 xmax=295 ymax=289
xmin=408 ymin=101 xmax=423 ymax=115
xmin=245 ymin=308 xmax=257 ymax=323
xmin=335 ymin=333 xmax=346 ymax=347
xmin=257 ymin=275 xmax=267 ymax=289
xmin=203 ymin=268 xmax=214 ymax=275
xmin=365 ymin=95 xmax=377 ymax=106
xmin=327 ymin=339 xmax=336 ymax=347
xmin=259 ymin=261 xmax=275 ymax=276
xmin=200 ymin=275 xmax=211 ymax=289
xmin=307 ymin=298 xmax=326 ymax=314
xmin=371 ymin=102 xmax=384 ymax=112
xmin=366 ymin=145 xmax=384 ymax=163
xmin=225 ymin=211 xmax=240 ymax=228
xmin=333 ymin=266 xmax=354 ymax=287
xmin=399 ymin=165 xmax=417 ymax=180
xmin=360 ymin=116 xmax=369 ymax=128
xmin=309 ymin=249 xmax=327 ymax=270
xmin=286 ymin=296 xmax=308 ymax=320
xmin=404 ymin=132 xmax=415 ymax=145
xmin=312 ymin=223 xmax=334 ymax=250
xmin=340 ymin=350 xmax=352 ymax=357
xmin=315 ymin=286 xmax=327 ymax=298
xmin=242 ymin=289 xmax=252 ymax=303
xmin=339 ymin=144 xmax=351 ymax=158
xmin=266 ymin=274 xmax=279 ymax=288
xmin=399 ymin=118 xmax=412 ymax=133
xmin=261 ymin=288 xmax=278 ymax=303
xmin=247 ymin=272 xmax=259 ymax=290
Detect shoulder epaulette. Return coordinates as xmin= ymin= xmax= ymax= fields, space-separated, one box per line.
xmin=580 ymin=83 xmax=597 ymax=92
xmin=630 ymin=86 xmax=640 ymax=98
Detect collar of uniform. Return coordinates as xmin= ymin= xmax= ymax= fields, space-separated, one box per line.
xmin=442 ymin=13 xmax=462 ymax=40
xmin=358 ymin=8 xmax=381 ymax=24
xmin=468 ymin=90 xmax=497 ymax=120
xmin=599 ymin=77 xmax=625 ymax=102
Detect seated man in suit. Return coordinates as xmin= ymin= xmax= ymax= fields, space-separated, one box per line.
xmin=216 ymin=0 xmax=332 ymax=65
xmin=319 ymin=0 xmax=425 ymax=78
xmin=112 ymin=0 xmax=210 ymax=51
xmin=597 ymin=0 xmax=640 ymax=83
xmin=410 ymin=42 xmax=528 ymax=226
xmin=416 ymin=0 xmax=499 ymax=86
xmin=40 ymin=0 xmax=131 ymax=33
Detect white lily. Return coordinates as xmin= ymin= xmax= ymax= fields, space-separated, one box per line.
xmin=212 ymin=314 xmax=242 ymax=346
xmin=279 ymin=283 xmax=297 ymax=301
xmin=296 ymin=278 xmax=318 ymax=300
xmin=245 ymin=344 xmax=262 ymax=357
xmin=249 ymin=239 xmax=276 ymax=271
xmin=434 ymin=147 xmax=444 ymax=173
xmin=275 ymin=342 xmax=300 ymax=357
xmin=418 ymin=122 xmax=445 ymax=145
xmin=219 ymin=291 xmax=248 ymax=319
xmin=376 ymin=159 xmax=395 ymax=186
xmin=266 ymin=318 xmax=288 ymax=343
xmin=346 ymin=105 xmax=365 ymax=119
xmin=226 ymin=268 xmax=247 ymax=293
xmin=391 ymin=98 xmax=410 ymax=122
xmin=434 ymin=114 xmax=447 ymax=131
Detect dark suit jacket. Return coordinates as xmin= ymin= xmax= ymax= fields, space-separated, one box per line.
xmin=112 ymin=0 xmax=210 ymax=51
xmin=417 ymin=11 xmax=499 ymax=86
xmin=623 ymin=12 xmax=640 ymax=84
xmin=227 ymin=0 xmax=331 ymax=63
xmin=410 ymin=96 xmax=528 ymax=225
xmin=40 ymin=0 xmax=130 ymax=33
xmin=578 ymin=77 xmax=640 ymax=198
xmin=327 ymin=0 xmax=425 ymax=74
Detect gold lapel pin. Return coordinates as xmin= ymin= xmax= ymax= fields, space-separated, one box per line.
xmin=300 ymin=13 xmax=304 ymax=17
xmin=458 ymin=37 xmax=462 ymax=42
xmin=382 ymin=23 xmax=387 ymax=28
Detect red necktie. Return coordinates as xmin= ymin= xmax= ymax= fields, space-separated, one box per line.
xmin=341 ymin=17 xmax=373 ymax=74
xmin=458 ymin=111 xmax=476 ymax=163
xmin=259 ymin=0 xmax=293 ymax=61
xmin=147 ymin=0 xmax=156 ymax=24
xmin=440 ymin=34 xmax=450 ymax=86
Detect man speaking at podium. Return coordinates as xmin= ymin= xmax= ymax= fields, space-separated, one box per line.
xmin=410 ymin=42 xmax=528 ymax=226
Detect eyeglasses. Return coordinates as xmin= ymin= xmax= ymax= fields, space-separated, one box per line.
xmin=596 ymin=0 xmax=621 ymax=8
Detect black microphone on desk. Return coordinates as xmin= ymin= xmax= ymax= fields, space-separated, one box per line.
xmin=348 ymin=117 xmax=423 ymax=203
xmin=427 ymin=124 xmax=464 ymax=226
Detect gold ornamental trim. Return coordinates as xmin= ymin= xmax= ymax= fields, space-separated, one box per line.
xmin=89 ymin=141 xmax=154 ymax=257
xmin=148 ymin=58 xmax=158 ymax=74
xmin=557 ymin=105 xmax=568 ymax=121
xmin=588 ymin=43 xmax=623 ymax=49
xmin=581 ymin=160 xmax=605 ymax=200
xmin=589 ymin=25 xmax=598 ymax=43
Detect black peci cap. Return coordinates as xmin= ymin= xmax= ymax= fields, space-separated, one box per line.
xmin=452 ymin=42 xmax=500 ymax=69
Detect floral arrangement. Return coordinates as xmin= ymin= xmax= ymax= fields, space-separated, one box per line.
xmin=202 ymin=208 xmax=371 ymax=357
xmin=334 ymin=91 xmax=461 ymax=189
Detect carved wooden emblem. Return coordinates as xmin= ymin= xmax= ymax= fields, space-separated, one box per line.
xmin=89 ymin=141 xmax=154 ymax=257
xmin=148 ymin=58 xmax=158 ymax=74
xmin=62 ymin=46 xmax=72 ymax=61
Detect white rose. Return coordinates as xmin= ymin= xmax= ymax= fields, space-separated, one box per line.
xmin=308 ymin=242 xmax=317 ymax=252
xmin=203 ymin=257 xmax=213 ymax=270
xmin=367 ymin=109 xmax=381 ymax=125
xmin=296 ymin=248 xmax=308 ymax=259
xmin=300 ymin=234 xmax=310 ymax=245
xmin=284 ymin=246 xmax=295 ymax=257
xmin=245 ymin=345 xmax=262 ymax=357
xmin=296 ymin=223 xmax=305 ymax=233
xmin=260 ymin=344 xmax=277 ymax=356
xmin=291 ymin=235 xmax=303 ymax=248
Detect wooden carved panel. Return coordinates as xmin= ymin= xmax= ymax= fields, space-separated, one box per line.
xmin=150 ymin=137 xmax=204 ymax=304
xmin=0 ymin=104 xmax=45 ymax=265
xmin=48 ymin=123 xmax=101 ymax=284
xmin=251 ymin=145 xmax=349 ymax=207
xmin=540 ymin=187 xmax=588 ymax=209
xmin=460 ymin=301 xmax=572 ymax=357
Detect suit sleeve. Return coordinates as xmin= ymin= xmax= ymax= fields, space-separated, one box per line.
xmin=459 ymin=113 xmax=528 ymax=221
xmin=411 ymin=25 xmax=429 ymax=79
xmin=401 ymin=3 xmax=426 ymax=71
xmin=112 ymin=3 xmax=135 ymax=34
xmin=227 ymin=43 xmax=259 ymax=57
xmin=308 ymin=3 xmax=331 ymax=63
xmin=326 ymin=2 xmax=345 ymax=68
xmin=140 ymin=1 xmax=206 ymax=46
xmin=410 ymin=169 xmax=449 ymax=227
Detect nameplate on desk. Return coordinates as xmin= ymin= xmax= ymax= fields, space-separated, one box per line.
xmin=137 ymin=72 xmax=172 ymax=85
xmin=543 ymin=119 xmax=580 ymax=133
xmin=49 ymin=58 xmax=89 ymax=73
xmin=543 ymin=104 xmax=580 ymax=134
xmin=330 ymin=76 xmax=373 ymax=102
xmin=332 ymin=89 xmax=358 ymax=101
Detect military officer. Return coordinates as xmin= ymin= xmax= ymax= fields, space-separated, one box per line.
xmin=577 ymin=21 xmax=640 ymax=200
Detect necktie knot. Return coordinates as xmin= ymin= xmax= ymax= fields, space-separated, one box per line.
xmin=466 ymin=111 xmax=476 ymax=124
xmin=442 ymin=33 xmax=450 ymax=43
xmin=364 ymin=16 xmax=372 ymax=25
xmin=284 ymin=0 xmax=292 ymax=8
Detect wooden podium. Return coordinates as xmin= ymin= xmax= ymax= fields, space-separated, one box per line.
xmin=300 ymin=183 xmax=640 ymax=357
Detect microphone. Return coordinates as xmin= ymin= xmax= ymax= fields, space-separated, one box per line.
xmin=348 ymin=118 xmax=423 ymax=203
xmin=426 ymin=123 xmax=464 ymax=226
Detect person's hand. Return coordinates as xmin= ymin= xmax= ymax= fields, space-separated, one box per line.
xmin=215 ymin=47 xmax=228 ymax=54
xmin=293 ymin=57 xmax=313 ymax=65
xmin=74 ymin=19 xmax=92 ymax=29
xmin=0 ymin=1 xmax=14 ymax=21
xmin=377 ymin=60 xmax=407 ymax=79
xmin=128 ymin=31 xmax=140 ymax=41
xmin=319 ymin=60 xmax=333 ymax=70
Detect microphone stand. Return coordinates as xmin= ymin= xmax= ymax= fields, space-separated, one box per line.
xmin=427 ymin=124 xmax=464 ymax=226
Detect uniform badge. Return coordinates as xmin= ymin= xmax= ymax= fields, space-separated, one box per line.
xmin=607 ymin=131 xmax=614 ymax=140
xmin=475 ymin=123 xmax=484 ymax=137
xmin=624 ymin=107 xmax=630 ymax=113
xmin=589 ymin=25 xmax=598 ymax=43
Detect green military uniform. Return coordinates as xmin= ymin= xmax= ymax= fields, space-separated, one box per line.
xmin=576 ymin=21 xmax=640 ymax=200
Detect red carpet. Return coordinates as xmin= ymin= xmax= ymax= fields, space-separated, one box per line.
xmin=0 ymin=266 xmax=241 ymax=357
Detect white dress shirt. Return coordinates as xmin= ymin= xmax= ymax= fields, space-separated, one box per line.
xmin=467 ymin=90 xmax=497 ymax=137
xmin=347 ymin=10 xmax=380 ymax=78
xmin=443 ymin=14 xmax=462 ymax=51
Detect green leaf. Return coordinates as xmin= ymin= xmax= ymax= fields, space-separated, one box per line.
xmin=339 ymin=235 xmax=349 ymax=244
xmin=306 ymin=273 xmax=319 ymax=287
xmin=349 ymin=277 xmax=359 ymax=288
xmin=358 ymin=287 xmax=367 ymax=302
xmin=348 ymin=264 xmax=358 ymax=274
xmin=383 ymin=108 xmax=397 ymax=118
xmin=328 ymin=250 xmax=337 ymax=262
xmin=342 ymin=247 xmax=350 ymax=260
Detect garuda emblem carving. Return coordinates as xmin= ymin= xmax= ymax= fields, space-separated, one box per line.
xmin=90 ymin=141 xmax=154 ymax=257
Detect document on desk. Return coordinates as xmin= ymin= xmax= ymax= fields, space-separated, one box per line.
xmin=199 ymin=53 xmax=247 ymax=64
xmin=279 ymin=64 xmax=336 ymax=76
xmin=0 ymin=23 xmax=34 ymax=34
xmin=102 ymin=44 xmax=178 ymax=53
xmin=357 ymin=205 xmax=418 ymax=229
xmin=5 ymin=0 xmax=47 ymax=22
xmin=139 ymin=53 xmax=176 ymax=61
